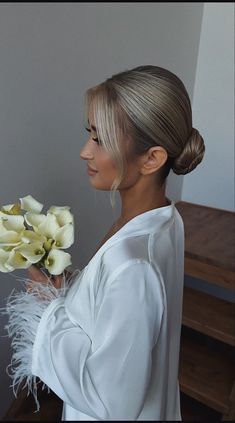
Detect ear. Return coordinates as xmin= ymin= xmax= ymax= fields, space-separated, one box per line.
xmin=140 ymin=146 xmax=168 ymax=175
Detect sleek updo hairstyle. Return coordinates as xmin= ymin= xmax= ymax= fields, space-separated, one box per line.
xmin=84 ymin=65 xmax=205 ymax=208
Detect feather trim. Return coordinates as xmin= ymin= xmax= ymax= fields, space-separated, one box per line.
xmin=0 ymin=266 xmax=81 ymax=412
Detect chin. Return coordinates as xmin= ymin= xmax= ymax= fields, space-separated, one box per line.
xmin=89 ymin=180 xmax=115 ymax=191
xmin=88 ymin=173 xmax=117 ymax=191
xmin=88 ymin=179 xmax=106 ymax=189
xmin=92 ymin=185 xmax=114 ymax=191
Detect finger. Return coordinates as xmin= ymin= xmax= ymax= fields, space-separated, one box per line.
xmin=27 ymin=265 xmax=49 ymax=283
xmin=53 ymin=275 xmax=63 ymax=289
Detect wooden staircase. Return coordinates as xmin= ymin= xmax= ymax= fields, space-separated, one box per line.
xmin=176 ymin=201 xmax=235 ymax=421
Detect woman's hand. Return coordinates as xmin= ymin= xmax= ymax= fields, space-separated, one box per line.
xmin=26 ymin=265 xmax=71 ymax=292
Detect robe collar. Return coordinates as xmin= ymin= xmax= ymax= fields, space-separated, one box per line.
xmin=90 ymin=199 xmax=176 ymax=264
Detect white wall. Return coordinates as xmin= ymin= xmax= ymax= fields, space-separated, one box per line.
xmin=182 ymin=3 xmax=235 ymax=211
xmin=182 ymin=3 xmax=235 ymax=316
xmin=0 ymin=3 xmax=204 ymax=418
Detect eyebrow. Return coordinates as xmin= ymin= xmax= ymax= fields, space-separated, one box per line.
xmin=87 ymin=119 xmax=97 ymax=132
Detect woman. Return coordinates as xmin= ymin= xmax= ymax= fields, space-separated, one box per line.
xmin=4 ymin=65 xmax=205 ymax=421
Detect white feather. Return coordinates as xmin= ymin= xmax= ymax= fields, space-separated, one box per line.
xmin=0 ymin=266 xmax=81 ymax=412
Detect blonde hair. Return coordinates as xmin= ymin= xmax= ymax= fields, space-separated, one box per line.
xmin=84 ymin=65 xmax=205 ymax=208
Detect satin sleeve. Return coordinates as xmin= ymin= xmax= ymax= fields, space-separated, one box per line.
xmin=19 ymin=260 xmax=165 ymax=419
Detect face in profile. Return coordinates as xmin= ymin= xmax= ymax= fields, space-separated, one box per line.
xmin=80 ymin=111 xmax=143 ymax=192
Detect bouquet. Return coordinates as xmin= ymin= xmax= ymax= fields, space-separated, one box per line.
xmin=0 ymin=194 xmax=74 ymax=276
xmin=0 ymin=195 xmax=78 ymax=411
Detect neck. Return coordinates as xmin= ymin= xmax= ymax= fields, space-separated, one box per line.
xmin=116 ymin=181 xmax=169 ymax=227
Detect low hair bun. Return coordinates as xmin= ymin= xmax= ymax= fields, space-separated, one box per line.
xmin=172 ymin=128 xmax=205 ymax=175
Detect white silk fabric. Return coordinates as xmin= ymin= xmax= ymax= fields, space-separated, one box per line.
xmin=31 ymin=200 xmax=184 ymax=420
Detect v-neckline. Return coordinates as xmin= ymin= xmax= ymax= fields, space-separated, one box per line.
xmin=86 ymin=199 xmax=175 ymax=266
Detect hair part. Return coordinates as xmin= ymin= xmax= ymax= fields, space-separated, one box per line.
xmin=84 ymin=65 xmax=205 ymax=209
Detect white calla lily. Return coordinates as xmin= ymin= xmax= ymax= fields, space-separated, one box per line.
xmin=0 ymin=230 xmax=23 ymax=247
xmin=43 ymin=239 xmax=54 ymax=252
xmin=37 ymin=213 xmax=60 ymax=239
xmin=0 ymin=249 xmax=15 ymax=272
xmin=24 ymin=213 xmax=46 ymax=230
xmin=48 ymin=206 xmax=74 ymax=226
xmin=1 ymin=203 xmax=21 ymax=215
xmin=54 ymin=223 xmax=74 ymax=249
xmin=13 ymin=242 xmax=45 ymax=264
xmin=1 ymin=204 xmax=15 ymax=213
xmin=48 ymin=205 xmax=70 ymax=214
xmin=0 ymin=219 xmax=8 ymax=236
xmin=0 ymin=195 xmax=74 ymax=274
xmin=55 ymin=210 xmax=74 ymax=227
xmin=21 ymin=230 xmax=47 ymax=244
xmin=0 ymin=213 xmax=25 ymax=232
xmin=6 ymin=249 xmax=31 ymax=270
xmin=0 ymin=219 xmax=24 ymax=247
xmin=44 ymin=249 xmax=72 ymax=275
xmin=19 ymin=195 xmax=44 ymax=214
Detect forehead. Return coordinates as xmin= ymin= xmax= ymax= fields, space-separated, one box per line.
xmin=87 ymin=106 xmax=97 ymax=131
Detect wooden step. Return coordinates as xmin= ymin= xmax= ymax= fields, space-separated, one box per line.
xmin=179 ymin=328 xmax=235 ymax=414
xmin=182 ymin=286 xmax=235 ymax=346
xmin=180 ymin=392 xmax=221 ymax=421
xmin=176 ymin=201 xmax=235 ymax=289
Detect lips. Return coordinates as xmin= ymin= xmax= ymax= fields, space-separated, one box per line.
xmin=87 ymin=165 xmax=98 ymax=172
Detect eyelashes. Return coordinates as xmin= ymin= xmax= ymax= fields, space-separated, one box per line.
xmin=84 ymin=127 xmax=102 ymax=145
xmin=92 ymin=137 xmax=101 ymax=144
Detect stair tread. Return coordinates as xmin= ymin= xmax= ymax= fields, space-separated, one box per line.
xmin=179 ymin=330 xmax=235 ymax=413
xmin=176 ymin=201 xmax=235 ymax=272
xmin=180 ymin=392 xmax=221 ymax=421
xmin=182 ymin=286 xmax=235 ymax=345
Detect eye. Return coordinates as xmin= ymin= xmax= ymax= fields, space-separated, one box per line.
xmin=91 ymin=137 xmax=102 ymax=145
xmin=84 ymin=127 xmax=102 ymax=145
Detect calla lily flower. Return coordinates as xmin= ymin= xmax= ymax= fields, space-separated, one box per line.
xmin=1 ymin=203 xmax=21 ymax=215
xmin=24 ymin=213 xmax=46 ymax=230
xmin=13 ymin=241 xmax=46 ymax=264
xmin=0 ymin=213 xmax=25 ymax=232
xmin=37 ymin=213 xmax=60 ymax=239
xmin=0 ymin=231 xmax=23 ymax=247
xmin=0 ymin=218 xmax=24 ymax=247
xmin=48 ymin=206 xmax=70 ymax=213
xmin=0 ymin=249 xmax=15 ymax=272
xmin=48 ymin=206 xmax=74 ymax=227
xmin=0 ymin=219 xmax=8 ymax=235
xmin=19 ymin=195 xmax=44 ymax=214
xmin=44 ymin=249 xmax=72 ymax=275
xmin=0 ymin=219 xmax=23 ymax=246
xmin=0 ymin=195 xmax=74 ymax=275
xmin=21 ymin=230 xmax=47 ymax=244
xmin=54 ymin=223 xmax=74 ymax=249
xmin=6 ymin=249 xmax=32 ymax=270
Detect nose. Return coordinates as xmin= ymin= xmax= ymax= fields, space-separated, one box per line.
xmin=80 ymin=139 xmax=94 ymax=161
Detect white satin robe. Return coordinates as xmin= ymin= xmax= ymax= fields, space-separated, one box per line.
xmin=6 ymin=200 xmax=185 ymax=421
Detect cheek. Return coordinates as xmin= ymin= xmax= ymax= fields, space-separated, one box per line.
xmin=117 ymin=155 xmax=142 ymax=188
xmin=88 ymin=151 xmax=119 ymax=190
xmin=96 ymin=153 xmax=117 ymax=177
xmin=99 ymin=161 xmax=117 ymax=183
xmin=117 ymin=167 xmax=139 ymax=189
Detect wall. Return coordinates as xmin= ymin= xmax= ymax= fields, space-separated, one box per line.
xmin=0 ymin=3 xmax=204 ymax=418
xmin=182 ymin=2 xmax=234 ymax=211
xmin=182 ymin=3 xmax=235 ymax=303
